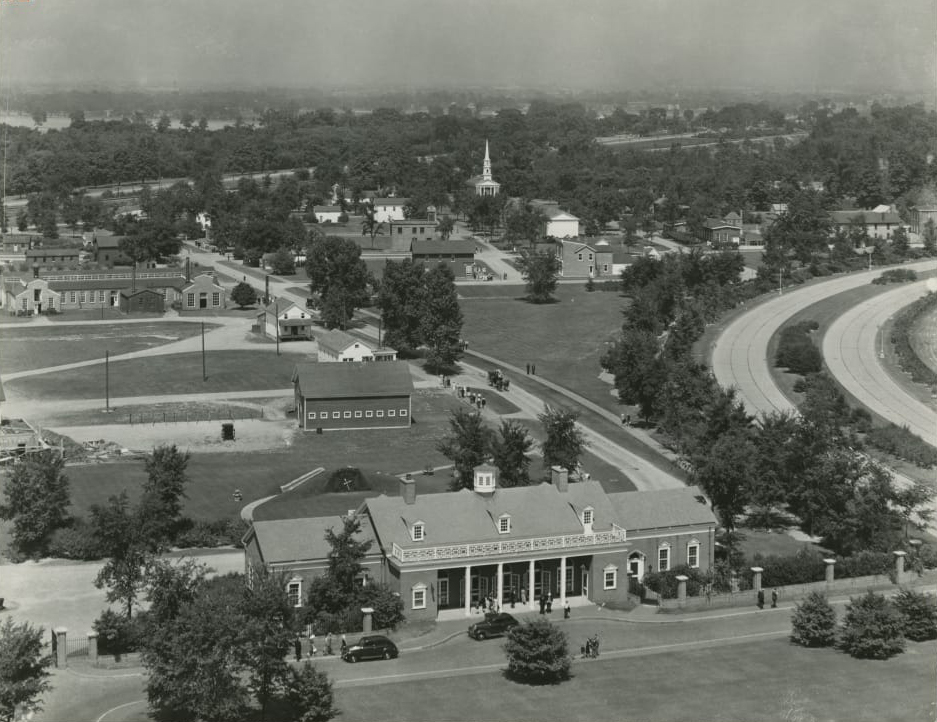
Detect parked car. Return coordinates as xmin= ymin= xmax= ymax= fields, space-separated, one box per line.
xmin=342 ymin=634 xmax=398 ymax=662
xmin=468 ymin=612 xmax=519 ymax=640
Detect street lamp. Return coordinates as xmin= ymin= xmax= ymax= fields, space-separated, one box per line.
xmin=778 ymin=267 xmax=783 ymax=296
xmin=866 ymin=246 xmax=874 ymax=271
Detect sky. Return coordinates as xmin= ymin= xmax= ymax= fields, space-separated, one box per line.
xmin=0 ymin=0 xmax=934 ymax=95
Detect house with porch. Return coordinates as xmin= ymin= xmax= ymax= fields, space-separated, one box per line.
xmin=316 ymin=329 xmax=397 ymax=363
xmin=257 ymin=301 xmax=315 ymax=341
xmin=243 ymin=465 xmax=716 ymax=621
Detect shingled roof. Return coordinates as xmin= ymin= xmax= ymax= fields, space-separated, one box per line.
xmin=607 ymin=486 xmax=716 ymax=531
xmin=247 ymin=515 xmax=378 ymax=565
xmin=291 ymin=361 xmax=414 ymax=399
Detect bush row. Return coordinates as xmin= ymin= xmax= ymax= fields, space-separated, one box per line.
xmin=865 ymin=424 xmax=937 ymax=469
xmin=872 ymin=268 xmax=918 ymax=285
xmin=890 ymin=291 xmax=937 ymax=387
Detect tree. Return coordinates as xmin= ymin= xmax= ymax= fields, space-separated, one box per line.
xmin=923 ymin=218 xmax=937 ymax=255
xmin=377 ymin=259 xmax=426 ymax=351
xmin=0 ymin=450 xmax=71 ymax=557
xmin=893 ymin=588 xmax=937 ymax=642
xmin=0 ymin=618 xmax=53 ymax=722
xmin=437 ymin=216 xmax=455 ymax=241
xmin=270 ymin=247 xmax=296 ymax=276
xmin=890 ymin=225 xmax=910 ymax=257
xmin=503 ymin=619 xmax=571 ymax=684
xmin=92 ymin=492 xmax=152 ymax=619
xmin=305 ymin=236 xmax=370 ymax=329
xmin=16 ymin=209 xmax=28 ymax=232
xmin=281 ymin=663 xmax=337 ymax=722
xmin=437 ymin=408 xmax=494 ymax=490
xmin=517 ymin=249 xmax=560 ymax=303
xmin=839 ymin=591 xmax=905 ymax=659
xmin=491 ymin=420 xmax=534 ymax=487
xmin=419 ymin=264 xmax=464 ymax=372
xmin=323 ymin=516 xmax=373 ymax=594
xmin=231 ymin=281 xmax=259 ymax=309
xmin=138 ymin=444 xmax=190 ymax=549
xmin=601 ymin=329 xmax=666 ymax=421
xmin=790 ymin=591 xmax=838 ymax=648
xmin=538 ymin=405 xmax=587 ymax=475
xmin=689 ymin=428 xmax=754 ymax=532
xmin=360 ymin=205 xmax=384 ymax=249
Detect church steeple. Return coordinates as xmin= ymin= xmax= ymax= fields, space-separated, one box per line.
xmin=482 ymin=140 xmax=492 ymax=181
xmin=474 ymin=140 xmax=500 ymax=197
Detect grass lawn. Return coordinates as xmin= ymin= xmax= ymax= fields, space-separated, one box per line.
xmin=333 ymin=636 xmax=937 ymax=722
xmin=460 ymin=285 xmax=628 ymax=415
xmin=39 ymin=400 xmax=265 ymax=427
xmin=5 ymin=349 xmax=304 ymax=400
xmin=0 ymin=322 xmax=213 ymax=373
xmin=736 ymin=528 xmax=829 ymax=559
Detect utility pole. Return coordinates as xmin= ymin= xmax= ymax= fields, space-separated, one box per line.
xmin=275 ymin=300 xmax=280 ymax=356
xmin=105 ymin=350 xmax=110 ymax=412
xmin=778 ymin=268 xmax=783 ymax=296
xmin=201 ymin=322 xmax=207 ymax=381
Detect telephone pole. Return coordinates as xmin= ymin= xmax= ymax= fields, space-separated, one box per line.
xmin=201 ymin=322 xmax=207 ymax=381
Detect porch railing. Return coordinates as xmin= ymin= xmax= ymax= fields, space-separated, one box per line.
xmin=391 ymin=527 xmax=627 ymax=564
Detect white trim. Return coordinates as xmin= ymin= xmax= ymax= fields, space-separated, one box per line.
xmin=412 ymin=583 xmax=427 ymax=610
xmin=286 ymin=578 xmax=303 ymax=607
xmin=603 ymin=564 xmax=618 ymax=590
xmin=498 ymin=514 xmax=511 ymax=534
xmin=658 ymin=544 xmax=671 ymax=572
xmin=687 ymin=540 xmax=700 ymax=568
xmin=412 ymin=521 xmax=425 ymax=542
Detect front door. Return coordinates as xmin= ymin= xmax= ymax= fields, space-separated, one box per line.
xmin=438 ymin=578 xmax=449 ymax=607
xmin=111 ymin=292 xmax=120 ymax=307
xmin=199 ymin=293 xmax=208 ymax=309
xmin=629 ymin=554 xmax=645 ymax=581
xmin=471 ymin=575 xmax=488 ymax=606
xmin=581 ymin=568 xmax=589 ymax=599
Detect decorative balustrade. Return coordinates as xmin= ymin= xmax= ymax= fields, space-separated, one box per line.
xmin=391 ymin=527 xmax=627 ymax=564
xmin=7 ymin=271 xmax=185 ymax=283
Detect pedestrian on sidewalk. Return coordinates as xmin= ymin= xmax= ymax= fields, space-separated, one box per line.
xmin=564 ymin=600 xmax=571 ymax=619
xmin=294 ymin=635 xmax=302 ymax=661
xmin=546 ymin=593 xmax=553 ymax=613
xmin=309 ymin=633 xmax=317 ymax=657
xmin=526 ymin=363 xmax=530 ymax=374
xmin=340 ymin=635 xmax=348 ymax=657
xmin=539 ymin=593 xmax=546 ymax=615
xmin=756 ymin=589 xmax=765 ymax=610
xmin=771 ymin=588 xmax=778 ymax=608
xmin=531 ymin=364 xmax=536 ymax=375
xmin=325 ymin=632 xmax=333 ymax=656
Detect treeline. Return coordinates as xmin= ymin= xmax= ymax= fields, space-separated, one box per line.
xmin=601 ymin=251 xmax=934 ymax=560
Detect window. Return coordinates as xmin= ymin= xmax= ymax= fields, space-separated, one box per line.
xmin=588 ymin=254 xmax=593 ymax=261
xmin=212 ymin=292 xmax=220 ymax=306
xmin=498 ymin=515 xmax=511 ymax=534
xmin=79 ymin=292 xmax=87 ymax=303
xmin=307 ymin=412 xmax=316 ymax=419
xmin=88 ymin=291 xmax=96 ymax=302
xmin=603 ymin=264 xmax=609 ymax=272
xmin=287 ymin=580 xmax=302 ymax=607
xmin=343 ymin=411 xmax=352 ymax=419
xmin=603 ymin=565 xmax=618 ymax=590
xmin=399 ymin=409 xmax=408 ymax=417
xmin=398 ymin=227 xmax=402 ymax=235
xmin=69 ymin=292 xmax=76 ymax=303
xmin=388 ymin=409 xmax=396 ymax=417
xmin=577 ymin=253 xmax=583 ymax=261
xmin=354 ymin=410 xmax=362 ymax=418
xmin=412 ymin=522 xmax=425 ymax=541
xmin=582 ymin=508 xmax=593 ymax=525
xmin=365 ymin=410 xmax=373 ymax=418
xmin=332 ymin=411 xmax=340 ymax=419
xmin=186 ymin=293 xmax=196 ymax=307
xmin=419 ymin=227 xmax=424 ymax=234
xmin=687 ymin=541 xmax=700 ymax=568
xmin=412 ymin=584 xmax=427 ymax=610
xmin=658 ymin=545 xmax=671 ymax=572
xmin=377 ymin=410 xmax=384 ymax=418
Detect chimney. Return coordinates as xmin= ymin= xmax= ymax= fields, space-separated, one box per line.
xmin=551 ymin=466 xmax=568 ymax=492
xmin=185 ymin=256 xmax=191 ymax=283
xmin=400 ymin=475 xmax=416 ymax=505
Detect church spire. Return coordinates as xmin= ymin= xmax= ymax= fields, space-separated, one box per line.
xmin=482 ymin=140 xmax=492 ymax=181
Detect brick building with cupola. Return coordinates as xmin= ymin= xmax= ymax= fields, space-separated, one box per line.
xmin=243 ymin=462 xmax=716 ymax=620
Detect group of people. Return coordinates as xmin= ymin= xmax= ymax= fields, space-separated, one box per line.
xmin=457 ymin=386 xmax=487 ymax=410
xmin=294 ymin=632 xmax=348 ymax=660
xmin=582 ymin=634 xmax=600 ymax=658
xmin=756 ymin=588 xmax=780 ymax=609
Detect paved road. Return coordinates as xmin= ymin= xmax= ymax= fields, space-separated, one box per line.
xmin=823 ymin=278 xmax=937 ymax=443
xmin=710 ymin=259 xmax=937 ymax=421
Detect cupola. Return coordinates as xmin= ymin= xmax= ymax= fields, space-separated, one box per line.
xmin=473 ymin=463 xmax=498 ymax=495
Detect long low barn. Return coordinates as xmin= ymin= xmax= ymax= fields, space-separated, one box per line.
xmin=292 ymin=361 xmax=414 ymax=431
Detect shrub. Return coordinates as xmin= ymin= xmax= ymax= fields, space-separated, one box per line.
xmin=891 ymin=292 xmax=937 ymax=387
xmin=790 ymin=591 xmax=838 ymax=647
xmin=893 ymin=589 xmax=937 ymax=641
xmin=838 ymin=591 xmax=905 ymax=659
xmin=835 ymin=550 xmax=892 ymax=579
xmin=872 ymin=269 xmax=917 ymax=285
xmin=865 ymin=424 xmax=937 ymax=468
xmin=47 ymin=519 xmax=106 ymax=560
xmin=279 ymin=662 xmax=337 ymax=722
xmin=93 ymin=608 xmax=147 ymax=657
xmin=173 ymin=517 xmax=246 ymax=549
xmin=643 ymin=564 xmax=710 ymax=598
xmin=775 ymin=321 xmax=822 ymax=374
xmin=357 ymin=584 xmax=405 ymax=631
xmin=504 ymin=618 xmax=571 ymax=684
xmin=753 ymin=548 xmax=826 ymax=588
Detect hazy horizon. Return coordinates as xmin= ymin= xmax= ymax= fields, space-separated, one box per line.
xmin=1 ymin=0 xmax=934 ymax=96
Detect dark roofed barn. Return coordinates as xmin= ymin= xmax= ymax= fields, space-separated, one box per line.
xmin=292 ymin=361 xmax=414 ymax=431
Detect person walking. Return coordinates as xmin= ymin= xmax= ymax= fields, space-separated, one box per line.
xmin=325 ymin=632 xmax=333 ymax=656
xmin=539 ymin=593 xmax=546 ymax=615
xmin=531 ymin=364 xmax=536 ymax=375
xmin=340 ymin=635 xmax=348 ymax=657
xmin=510 ymin=589 xmax=516 ymax=608
xmin=309 ymin=633 xmax=317 ymax=657
xmin=546 ymin=592 xmax=553 ymax=613
xmin=757 ymin=589 xmax=765 ymax=610
xmin=771 ymin=588 xmax=778 ymax=608
xmin=294 ymin=635 xmax=302 ymax=662
xmin=526 ymin=363 xmax=530 ymax=374
xmin=564 ymin=599 xmax=571 ymax=619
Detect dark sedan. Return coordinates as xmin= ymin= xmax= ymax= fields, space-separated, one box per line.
xmin=342 ymin=634 xmax=399 ymax=662
xmin=468 ymin=612 xmax=519 ymax=640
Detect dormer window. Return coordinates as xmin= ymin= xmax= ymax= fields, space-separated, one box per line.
xmin=582 ymin=508 xmax=594 ymax=525
xmin=411 ymin=521 xmax=425 ymax=541
xmin=498 ymin=515 xmax=511 ymax=534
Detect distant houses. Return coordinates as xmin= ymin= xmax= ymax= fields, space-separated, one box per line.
xmin=828 ymin=209 xmax=903 ymax=240
xmin=316 ymin=329 xmax=397 ymax=363
xmin=410 ymin=239 xmax=476 ymax=277
xmin=530 ymin=200 xmax=580 ymax=239
xmin=257 ymin=301 xmax=314 ymax=341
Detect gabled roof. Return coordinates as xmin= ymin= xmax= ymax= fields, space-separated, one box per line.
xmin=260 ymin=300 xmax=304 ymax=315
xmin=722 ymin=211 xmax=742 ymax=221
xmin=182 ymin=273 xmax=223 ymax=291
xmin=120 ymin=288 xmax=163 ymax=299
xmin=50 ymin=276 xmax=186 ymax=292
xmin=703 ymin=218 xmax=740 ymax=230
xmin=26 ymin=248 xmax=81 ymax=258
xmin=93 ymin=235 xmax=126 ymax=249
xmin=365 ymin=480 xmax=616 ymax=550
xmin=292 ymin=361 xmax=414 ymax=399
xmin=317 ymin=329 xmax=374 ymax=356
xmin=829 ymin=210 xmax=902 ymax=225
xmin=411 ymin=239 xmax=475 ymax=255
xmin=607 ymin=486 xmax=716 ymax=531
xmin=313 ymin=205 xmax=342 ymax=213
xmin=248 ymin=515 xmax=377 ymax=565
xmin=371 ymin=197 xmax=409 ymax=206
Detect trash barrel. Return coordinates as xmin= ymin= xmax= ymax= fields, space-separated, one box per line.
xmin=221 ymin=422 xmax=235 ymax=441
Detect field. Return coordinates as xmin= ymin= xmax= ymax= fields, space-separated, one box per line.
xmin=0 ymin=322 xmax=213 ymax=373
xmin=5 ymin=349 xmax=304 ymax=400
xmin=333 ymin=636 xmax=937 ymax=722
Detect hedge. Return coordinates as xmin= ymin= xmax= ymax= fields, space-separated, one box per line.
xmin=891 ymin=292 xmax=937 ymax=387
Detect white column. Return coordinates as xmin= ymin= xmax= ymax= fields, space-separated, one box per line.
xmin=560 ymin=555 xmax=567 ymax=605
xmin=528 ymin=559 xmax=536 ymax=609
xmin=464 ymin=565 xmax=472 ymax=617
xmin=496 ymin=562 xmax=504 ymax=610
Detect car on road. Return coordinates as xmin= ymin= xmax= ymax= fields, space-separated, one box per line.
xmin=468 ymin=612 xmax=519 ymax=640
xmin=342 ymin=634 xmax=398 ymax=662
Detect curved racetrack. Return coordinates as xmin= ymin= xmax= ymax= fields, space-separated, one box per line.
xmin=711 ymin=260 xmax=937 ymax=439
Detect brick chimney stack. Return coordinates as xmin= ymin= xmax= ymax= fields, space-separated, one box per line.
xmin=400 ymin=475 xmax=416 ymax=505
xmin=551 ymin=466 xmax=568 ymax=492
